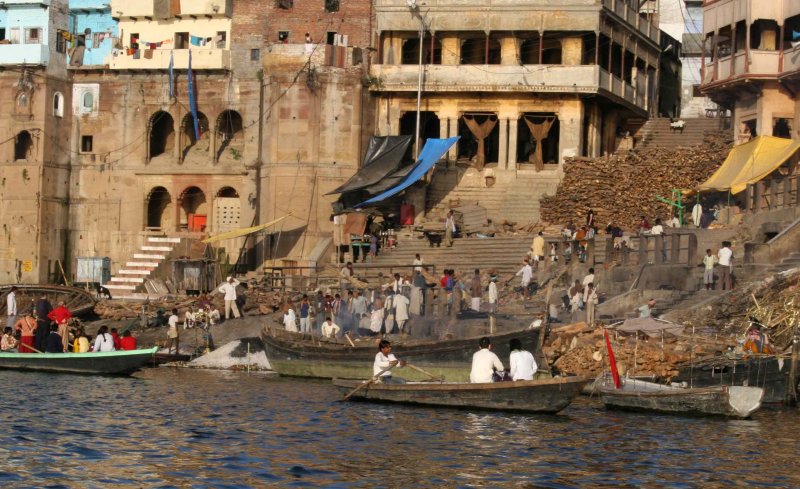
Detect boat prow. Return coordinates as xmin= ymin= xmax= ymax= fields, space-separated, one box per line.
xmin=727 ymin=385 xmax=765 ymax=418
xmin=0 ymin=347 xmax=158 ymax=375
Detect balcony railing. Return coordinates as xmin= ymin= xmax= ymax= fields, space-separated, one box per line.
xmin=111 ymin=0 xmax=230 ymax=18
xmin=0 ymin=44 xmax=49 ymax=65
xmin=703 ymin=50 xmax=779 ymax=85
xmin=109 ymin=48 xmax=230 ymax=70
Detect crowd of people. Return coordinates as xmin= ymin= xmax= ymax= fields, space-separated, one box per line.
xmin=0 ymin=290 xmax=138 ymax=354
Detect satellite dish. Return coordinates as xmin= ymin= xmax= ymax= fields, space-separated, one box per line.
xmin=406 ymin=0 xmax=416 ymax=7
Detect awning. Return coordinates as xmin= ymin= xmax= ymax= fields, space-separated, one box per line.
xmin=355 ymin=137 xmax=460 ymax=207
xmin=696 ymin=136 xmax=800 ymax=194
xmin=201 ymin=215 xmax=290 ymax=244
xmin=326 ymin=135 xmax=412 ymax=195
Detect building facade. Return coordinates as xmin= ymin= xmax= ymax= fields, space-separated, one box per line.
xmin=701 ymin=0 xmax=800 ymax=142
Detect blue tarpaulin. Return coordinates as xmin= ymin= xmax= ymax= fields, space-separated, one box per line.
xmin=355 ymin=137 xmax=459 ymax=207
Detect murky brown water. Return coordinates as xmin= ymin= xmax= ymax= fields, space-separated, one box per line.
xmin=0 ymin=368 xmax=796 ymax=488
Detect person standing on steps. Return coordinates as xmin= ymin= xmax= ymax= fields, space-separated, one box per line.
xmin=717 ymin=241 xmax=733 ymax=290
xmin=6 ymin=286 xmax=17 ymax=330
xmin=531 ymin=231 xmax=545 ymax=269
xmin=218 ymin=276 xmax=241 ymax=320
xmin=470 ymin=269 xmax=483 ymax=312
xmin=702 ymin=248 xmax=717 ymax=290
xmin=445 ymin=210 xmax=456 ymax=247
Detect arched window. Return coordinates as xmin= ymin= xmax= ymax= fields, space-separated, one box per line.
xmin=82 ymin=92 xmax=94 ymax=111
xmin=53 ymin=92 xmax=64 ymax=118
xmin=149 ymin=111 xmax=175 ymax=159
xmin=14 ymin=131 xmax=33 ymax=161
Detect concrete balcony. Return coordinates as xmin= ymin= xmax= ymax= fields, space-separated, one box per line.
xmin=781 ymin=45 xmax=800 ymax=77
xmin=109 ymin=48 xmax=230 ymax=70
xmin=4 ymin=0 xmax=51 ymax=5
xmin=372 ymin=63 xmax=600 ymax=93
xmin=0 ymin=43 xmax=49 ymax=66
xmin=111 ymin=0 xmax=231 ymax=18
xmin=703 ymin=50 xmax=779 ymax=86
xmin=704 ymin=0 xmax=786 ymax=33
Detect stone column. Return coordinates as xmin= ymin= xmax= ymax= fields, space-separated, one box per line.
xmin=440 ymin=34 xmax=460 ymax=65
xmin=561 ymin=37 xmax=583 ymax=65
xmin=446 ymin=114 xmax=459 ymax=161
xmin=498 ymin=118 xmax=509 ymax=168
xmin=500 ymin=36 xmax=519 ymax=66
xmin=438 ymin=116 xmax=448 ymax=145
xmin=508 ymin=117 xmax=519 ymax=169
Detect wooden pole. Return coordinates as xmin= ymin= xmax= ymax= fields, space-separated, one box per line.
xmin=604 ymin=329 xmax=621 ymax=389
xmin=342 ymin=361 xmax=398 ymax=401
xmin=405 ymin=362 xmax=443 ymax=381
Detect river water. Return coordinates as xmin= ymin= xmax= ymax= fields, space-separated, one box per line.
xmin=0 ymin=368 xmax=797 ymax=488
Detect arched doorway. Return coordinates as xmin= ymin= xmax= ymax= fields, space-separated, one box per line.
xmin=181 ymin=112 xmax=210 ymax=161
xmin=179 ymin=186 xmax=208 ymax=232
xmin=146 ymin=186 xmax=173 ymax=230
xmin=14 ymin=131 xmax=32 ymax=161
xmin=149 ymin=111 xmax=175 ymax=159
xmin=216 ymin=110 xmax=244 ymax=162
xmin=214 ymin=186 xmax=241 ymax=233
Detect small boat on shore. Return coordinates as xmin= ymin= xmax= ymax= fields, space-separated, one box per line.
xmin=262 ymin=324 xmax=547 ymax=382
xmin=0 ymin=284 xmax=97 ymax=317
xmin=595 ymin=377 xmax=764 ymax=418
xmin=333 ymin=376 xmax=588 ymax=413
xmin=0 ymin=347 xmax=158 ymax=375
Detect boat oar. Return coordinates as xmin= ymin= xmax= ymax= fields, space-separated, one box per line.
xmin=342 ymin=361 xmax=397 ymax=401
xmin=405 ymin=363 xmax=444 ymax=382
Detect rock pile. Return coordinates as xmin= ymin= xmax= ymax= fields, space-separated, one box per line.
xmin=540 ymin=134 xmax=732 ymax=230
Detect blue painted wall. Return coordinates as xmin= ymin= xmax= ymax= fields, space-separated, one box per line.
xmin=69 ymin=0 xmax=117 ymax=66
xmin=0 ymin=5 xmax=54 ymax=65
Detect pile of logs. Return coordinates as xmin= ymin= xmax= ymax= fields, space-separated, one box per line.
xmin=545 ymin=322 xmax=720 ymax=379
xmin=540 ymin=134 xmax=732 ymax=230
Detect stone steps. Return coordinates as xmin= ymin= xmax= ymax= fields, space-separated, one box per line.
xmin=106 ymin=236 xmax=182 ymax=297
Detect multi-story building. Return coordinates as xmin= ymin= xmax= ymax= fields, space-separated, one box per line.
xmin=0 ymin=0 xmax=71 ymax=283
xmin=68 ymin=0 xmax=118 ymax=67
xmin=701 ymin=0 xmax=799 ymax=142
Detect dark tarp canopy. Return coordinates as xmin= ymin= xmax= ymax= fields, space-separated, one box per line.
xmin=327 ymin=135 xmax=412 ymax=195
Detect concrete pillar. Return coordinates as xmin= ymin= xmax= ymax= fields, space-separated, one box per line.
xmin=500 ymin=36 xmax=519 ymax=66
xmin=498 ymin=118 xmax=509 ymax=167
xmin=561 ymin=37 xmax=583 ymax=65
xmin=441 ymin=35 xmax=460 ymax=65
xmin=438 ymin=116 xmax=448 ymax=144
xmin=587 ymin=103 xmax=601 ymax=158
xmin=508 ymin=117 xmax=518 ymax=169
xmin=447 ymin=115 xmax=458 ymax=160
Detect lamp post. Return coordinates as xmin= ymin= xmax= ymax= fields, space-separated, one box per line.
xmin=407 ymin=0 xmax=426 ymax=160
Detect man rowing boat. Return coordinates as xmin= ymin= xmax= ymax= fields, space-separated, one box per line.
xmin=373 ymin=339 xmax=406 ymax=384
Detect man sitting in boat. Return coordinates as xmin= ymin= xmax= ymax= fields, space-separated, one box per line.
xmin=120 ymin=330 xmax=137 ymax=350
xmin=374 ymin=339 xmax=406 ymax=384
xmin=45 ymin=324 xmax=64 ymax=353
xmin=509 ymin=338 xmax=537 ymax=381
xmin=1 ymin=327 xmax=18 ymax=351
xmin=470 ymin=337 xmax=504 ymax=383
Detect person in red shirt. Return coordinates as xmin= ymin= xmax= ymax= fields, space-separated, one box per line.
xmin=47 ymin=302 xmax=72 ymax=352
xmin=110 ymin=327 xmax=121 ymax=350
xmin=119 ymin=330 xmax=137 ymax=350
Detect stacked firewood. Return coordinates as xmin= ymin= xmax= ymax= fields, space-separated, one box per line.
xmin=545 ymin=322 xmax=718 ymax=379
xmin=540 ymin=134 xmax=732 ymax=230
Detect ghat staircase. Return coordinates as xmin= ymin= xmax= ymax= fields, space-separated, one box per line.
xmin=633 ymin=117 xmax=728 ymax=150
xmin=103 ymin=236 xmax=182 ymax=299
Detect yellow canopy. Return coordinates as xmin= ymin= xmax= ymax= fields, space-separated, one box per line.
xmin=201 ymin=215 xmax=290 ymax=244
xmin=696 ymin=136 xmax=800 ymax=194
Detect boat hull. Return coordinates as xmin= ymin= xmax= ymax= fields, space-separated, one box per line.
xmin=0 ymin=347 xmax=158 ymax=375
xmin=262 ymin=326 xmax=545 ymax=382
xmin=597 ymin=378 xmax=764 ymax=418
xmin=673 ymin=355 xmax=789 ymax=404
xmin=1 ymin=284 xmax=97 ymax=317
xmin=334 ymin=376 xmax=588 ymax=413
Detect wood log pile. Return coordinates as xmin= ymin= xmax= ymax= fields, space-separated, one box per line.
xmin=544 ymin=322 xmax=722 ymax=379
xmin=540 ymin=134 xmax=732 ymax=230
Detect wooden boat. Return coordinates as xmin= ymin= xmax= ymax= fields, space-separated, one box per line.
xmin=152 ymin=352 xmax=193 ymax=365
xmin=0 ymin=284 xmax=97 ymax=317
xmin=262 ymin=324 xmax=547 ymax=382
xmin=0 ymin=347 xmax=158 ymax=375
xmin=672 ymin=354 xmax=790 ymax=404
xmin=333 ymin=376 xmax=588 ymax=413
xmin=595 ymin=377 xmax=764 ymax=418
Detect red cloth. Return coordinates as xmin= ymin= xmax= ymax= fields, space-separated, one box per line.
xmin=111 ymin=332 xmax=121 ymax=350
xmin=19 ymin=336 xmax=35 ymax=353
xmin=48 ymin=306 xmax=72 ymax=325
xmin=119 ymin=336 xmax=137 ymax=351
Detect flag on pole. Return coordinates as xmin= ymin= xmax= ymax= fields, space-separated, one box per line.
xmin=168 ymin=50 xmax=174 ymax=98
xmin=187 ymin=49 xmax=200 ymax=140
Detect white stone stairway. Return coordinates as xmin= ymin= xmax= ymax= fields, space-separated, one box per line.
xmin=104 ymin=236 xmax=181 ymax=299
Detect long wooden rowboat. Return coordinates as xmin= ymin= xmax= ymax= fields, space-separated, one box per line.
xmin=0 ymin=284 xmax=97 ymax=317
xmin=596 ymin=377 xmax=764 ymax=418
xmin=333 ymin=376 xmax=588 ymax=413
xmin=672 ymin=355 xmax=789 ymax=404
xmin=262 ymin=325 xmax=547 ymax=382
xmin=0 ymin=347 xmax=158 ymax=375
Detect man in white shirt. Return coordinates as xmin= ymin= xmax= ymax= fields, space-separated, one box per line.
xmin=702 ymin=248 xmax=717 ymax=290
xmin=218 ymin=277 xmax=241 ymax=320
xmin=470 ymin=337 xmax=504 ymax=383
xmin=515 ymin=258 xmax=533 ymax=300
xmin=283 ymin=304 xmax=298 ymax=332
xmin=445 ymin=210 xmax=456 ymax=247
xmin=650 ymin=218 xmax=667 ymax=262
xmin=509 ymin=338 xmax=537 ymax=381
xmin=373 ymin=339 xmax=406 ymax=384
xmin=413 ymin=253 xmax=424 ymax=273
xmin=6 ymin=286 xmax=17 ymax=330
xmin=717 ymin=241 xmax=733 ymax=290
xmin=393 ymin=292 xmax=410 ymax=334
xmin=582 ymin=268 xmax=595 ymax=298
xmin=488 ymin=275 xmax=498 ymax=314
xmin=321 ymin=316 xmax=340 ymax=338
xmin=165 ymin=309 xmax=179 ymax=354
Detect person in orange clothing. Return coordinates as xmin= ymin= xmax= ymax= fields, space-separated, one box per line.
xmin=119 ymin=330 xmax=137 ymax=351
xmin=48 ymin=302 xmax=72 ymax=352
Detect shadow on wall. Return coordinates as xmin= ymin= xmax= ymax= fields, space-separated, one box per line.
xmin=424 ymin=165 xmax=468 ymax=215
